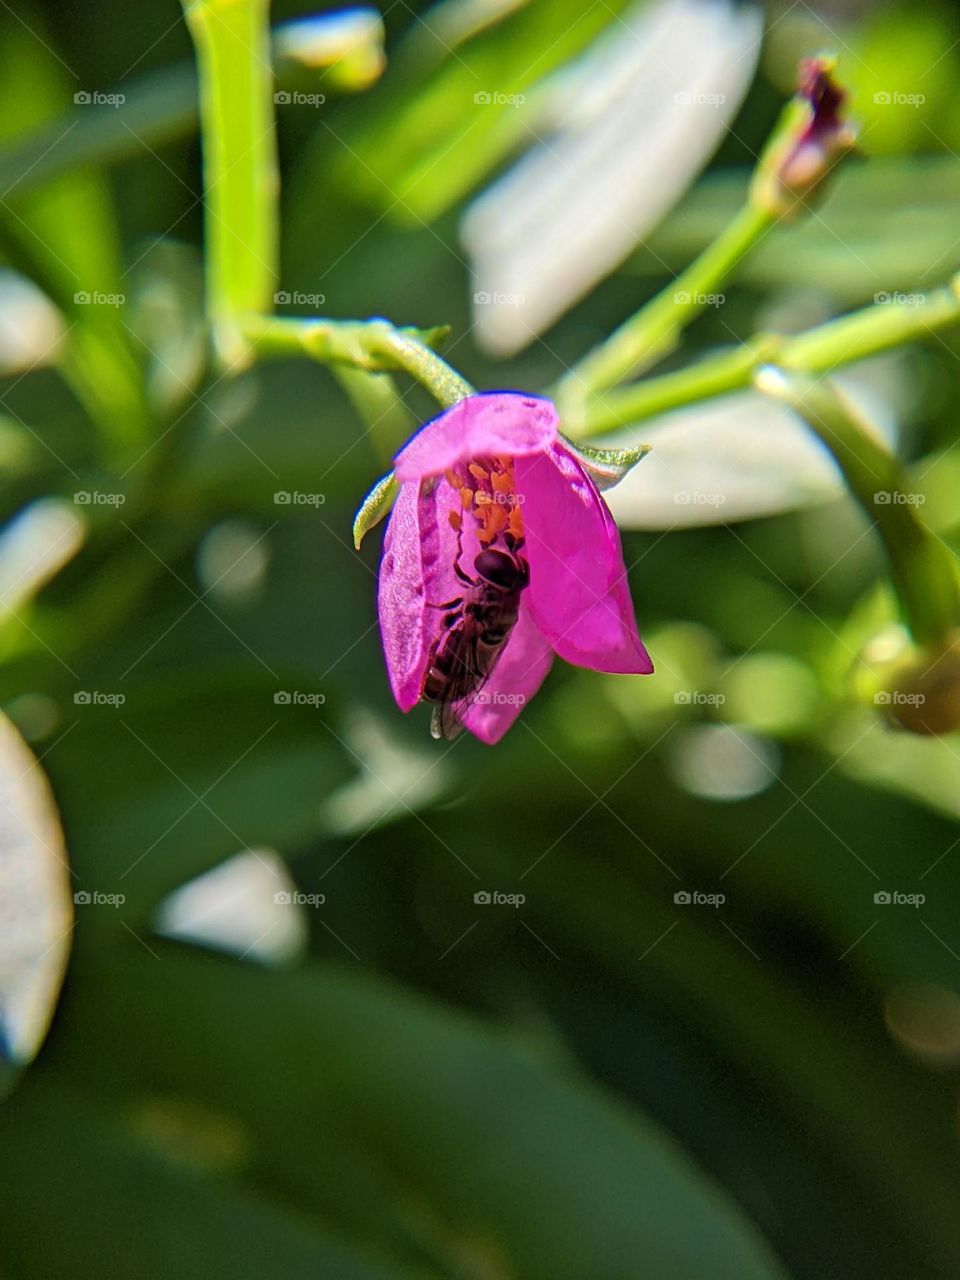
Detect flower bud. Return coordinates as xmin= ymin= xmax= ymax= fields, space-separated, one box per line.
xmin=751 ymin=56 xmax=857 ymax=220
xmin=863 ymin=628 xmax=960 ymax=736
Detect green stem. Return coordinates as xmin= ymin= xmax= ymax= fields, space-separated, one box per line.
xmin=577 ymin=276 xmax=960 ymax=437
xmin=554 ymin=201 xmax=773 ymax=411
xmin=243 ymin=315 xmax=472 ymax=406
xmin=755 ymin=369 xmax=960 ymax=647
xmin=364 ymin=322 xmax=473 ymax=407
xmin=182 ymin=0 xmax=278 ymax=369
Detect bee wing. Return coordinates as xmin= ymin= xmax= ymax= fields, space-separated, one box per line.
xmin=440 ymin=631 xmax=516 ymax=740
xmin=431 ymin=701 xmax=467 ymax=741
xmin=431 ymin=628 xmax=489 ymax=741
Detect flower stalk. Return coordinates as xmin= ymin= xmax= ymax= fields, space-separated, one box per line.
xmin=573 ymin=274 xmax=960 ymax=436
xmin=182 ymin=0 xmax=279 ymax=370
xmin=755 ymin=368 xmax=960 ymax=648
xmin=554 ymin=55 xmax=857 ymax=423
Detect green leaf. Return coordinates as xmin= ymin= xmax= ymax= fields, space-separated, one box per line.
xmin=0 ymin=1083 xmax=431 ymax=1280
xmin=561 ymin=435 xmax=652 ymax=490
xmin=43 ymin=670 xmax=356 ymax=936
xmin=49 ymin=948 xmax=789 ymax=1280
xmin=353 ymin=471 xmax=397 ymax=549
xmin=310 ymin=0 xmax=634 ymax=224
xmin=0 ymin=20 xmax=147 ymax=455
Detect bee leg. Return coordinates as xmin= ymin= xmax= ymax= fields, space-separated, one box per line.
xmin=452 ymin=514 xmax=478 ymax=587
xmin=427 ymin=597 xmax=463 ymax=610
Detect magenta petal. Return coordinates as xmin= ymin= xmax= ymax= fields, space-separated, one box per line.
xmin=378 ymin=478 xmax=462 ymax=711
xmin=394 ymin=392 xmax=558 ymax=483
xmin=456 ymin=603 xmax=554 ymax=744
xmin=514 ymin=445 xmax=654 ymax=675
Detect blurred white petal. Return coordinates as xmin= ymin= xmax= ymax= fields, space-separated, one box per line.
xmin=462 ymin=0 xmax=763 ymax=353
xmin=0 ymin=713 xmax=72 ymax=1063
xmin=155 ymin=849 xmax=307 ymax=965
xmin=0 ymin=271 xmax=64 ymax=375
xmin=0 ymin=499 xmax=85 ymax=616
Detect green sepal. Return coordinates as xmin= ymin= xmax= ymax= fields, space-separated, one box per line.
xmin=560 ymin=435 xmax=652 ymax=490
xmin=352 ymin=470 xmax=398 ymax=549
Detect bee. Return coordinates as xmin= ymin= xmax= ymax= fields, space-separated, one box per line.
xmin=421 ymin=537 xmax=529 ymax=739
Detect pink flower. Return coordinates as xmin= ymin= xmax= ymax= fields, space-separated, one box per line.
xmin=377 ymin=392 xmax=653 ymax=744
